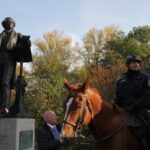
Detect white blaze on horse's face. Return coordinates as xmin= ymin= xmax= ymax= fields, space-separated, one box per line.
xmin=64 ymin=97 xmax=73 ymax=121
xmin=61 ymin=97 xmax=73 ymax=137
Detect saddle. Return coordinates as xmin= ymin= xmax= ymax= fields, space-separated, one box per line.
xmin=127 ymin=110 xmax=150 ymax=139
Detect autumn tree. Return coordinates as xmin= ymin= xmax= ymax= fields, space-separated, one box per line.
xmin=26 ymin=30 xmax=80 ymax=125
xmin=106 ymin=25 xmax=150 ymax=73
xmin=80 ymin=26 xmax=124 ymax=72
xmin=107 ymin=26 xmax=150 ymax=59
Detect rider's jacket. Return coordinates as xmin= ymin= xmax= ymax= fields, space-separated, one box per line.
xmin=115 ymin=69 xmax=150 ymax=113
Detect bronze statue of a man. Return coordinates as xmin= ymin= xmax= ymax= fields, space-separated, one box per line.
xmin=0 ymin=17 xmax=23 ymax=113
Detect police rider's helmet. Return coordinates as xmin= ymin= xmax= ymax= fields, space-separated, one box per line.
xmin=126 ymin=55 xmax=142 ymax=64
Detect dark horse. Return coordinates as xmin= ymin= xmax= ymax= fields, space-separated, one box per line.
xmin=61 ymin=79 xmax=142 ymax=150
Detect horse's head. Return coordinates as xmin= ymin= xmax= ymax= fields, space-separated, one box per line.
xmin=61 ymin=80 xmax=140 ymax=150
xmin=61 ymin=79 xmax=102 ymax=139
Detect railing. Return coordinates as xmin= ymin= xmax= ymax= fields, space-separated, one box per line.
xmin=67 ymin=135 xmax=96 ymax=150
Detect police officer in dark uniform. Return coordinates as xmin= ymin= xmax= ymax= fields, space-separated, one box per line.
xmin=115 ymin=55 xmax=150 ymax=150
xmin=0 ymin=17 xmax=23 ymax=113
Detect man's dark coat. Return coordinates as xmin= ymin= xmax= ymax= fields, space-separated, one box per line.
xmin=36 ymin=123 xmax=63 ymax=150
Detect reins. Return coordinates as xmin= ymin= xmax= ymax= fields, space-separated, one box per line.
xmin=84 ymin=96 xmax=128 ymax=142
xmin=63 ymin=94 xmax=128 ymax=142
xmin=75 ymin=96 xmax=87 ymax=135
xmin=97 ymin=116 xmax=128 ymax=142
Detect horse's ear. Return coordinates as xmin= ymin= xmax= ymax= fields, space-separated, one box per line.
xmin=64 ymin=79 xmax=70 ymax=90
xmin=81 ymin=78 xmax=90 ymax=93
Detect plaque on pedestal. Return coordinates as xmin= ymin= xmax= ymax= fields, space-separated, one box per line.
xmin=0 ymin=118 xmax=35 ymax=150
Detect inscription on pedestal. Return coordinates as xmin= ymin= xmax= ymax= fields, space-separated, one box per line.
xmin=19 ymin=130 xmax=33 ymax=150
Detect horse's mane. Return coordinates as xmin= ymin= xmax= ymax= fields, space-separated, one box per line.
xmin=69 ymin=82 xmax=126 ymax=117
xmin=88 ymin=87 xmax=100 ymax=95
xmin=88 ymin=86 xmax=126 ymax=116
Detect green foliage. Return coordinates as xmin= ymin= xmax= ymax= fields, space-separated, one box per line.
xmin=26 ymin=30 xmax=79 ymax=126
xmin=101 ymin=50 xmax=123 ymax=67
xmin=128 ymin=26 xmax=150 ymax=43
xmin=126 ymin=26 xmax=150 ymax=60
xmin=106 ymin=25 xmax=150 ymax=61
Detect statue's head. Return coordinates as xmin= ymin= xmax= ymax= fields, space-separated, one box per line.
xmin=2 ymin=17 xmax=16 ymax=30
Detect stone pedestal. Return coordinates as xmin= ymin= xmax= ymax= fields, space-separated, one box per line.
xmin=0 ymin=118 xmax=35 ymax=150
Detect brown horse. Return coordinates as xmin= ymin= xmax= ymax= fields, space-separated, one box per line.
xmin=61 ymin=79 xmax=142 ymax=150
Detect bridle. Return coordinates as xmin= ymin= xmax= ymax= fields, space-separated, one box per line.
xmin=63 ymin=94 xmax=127 ymax=141
xmin=63 ymin=94 xmax=93 ymax=137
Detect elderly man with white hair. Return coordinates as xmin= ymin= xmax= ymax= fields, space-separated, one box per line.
xmin=36 ymin=110 xmax=66 ymax=150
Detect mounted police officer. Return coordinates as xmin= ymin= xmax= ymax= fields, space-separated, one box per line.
xmin=0 ymin=17 xmax=23 ymax=113
xmin=115 ymin=55 xmax=150 ymax=150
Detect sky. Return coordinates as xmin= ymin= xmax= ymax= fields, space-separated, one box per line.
xmin=1 ymin=0 xmax=150 ymax=45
